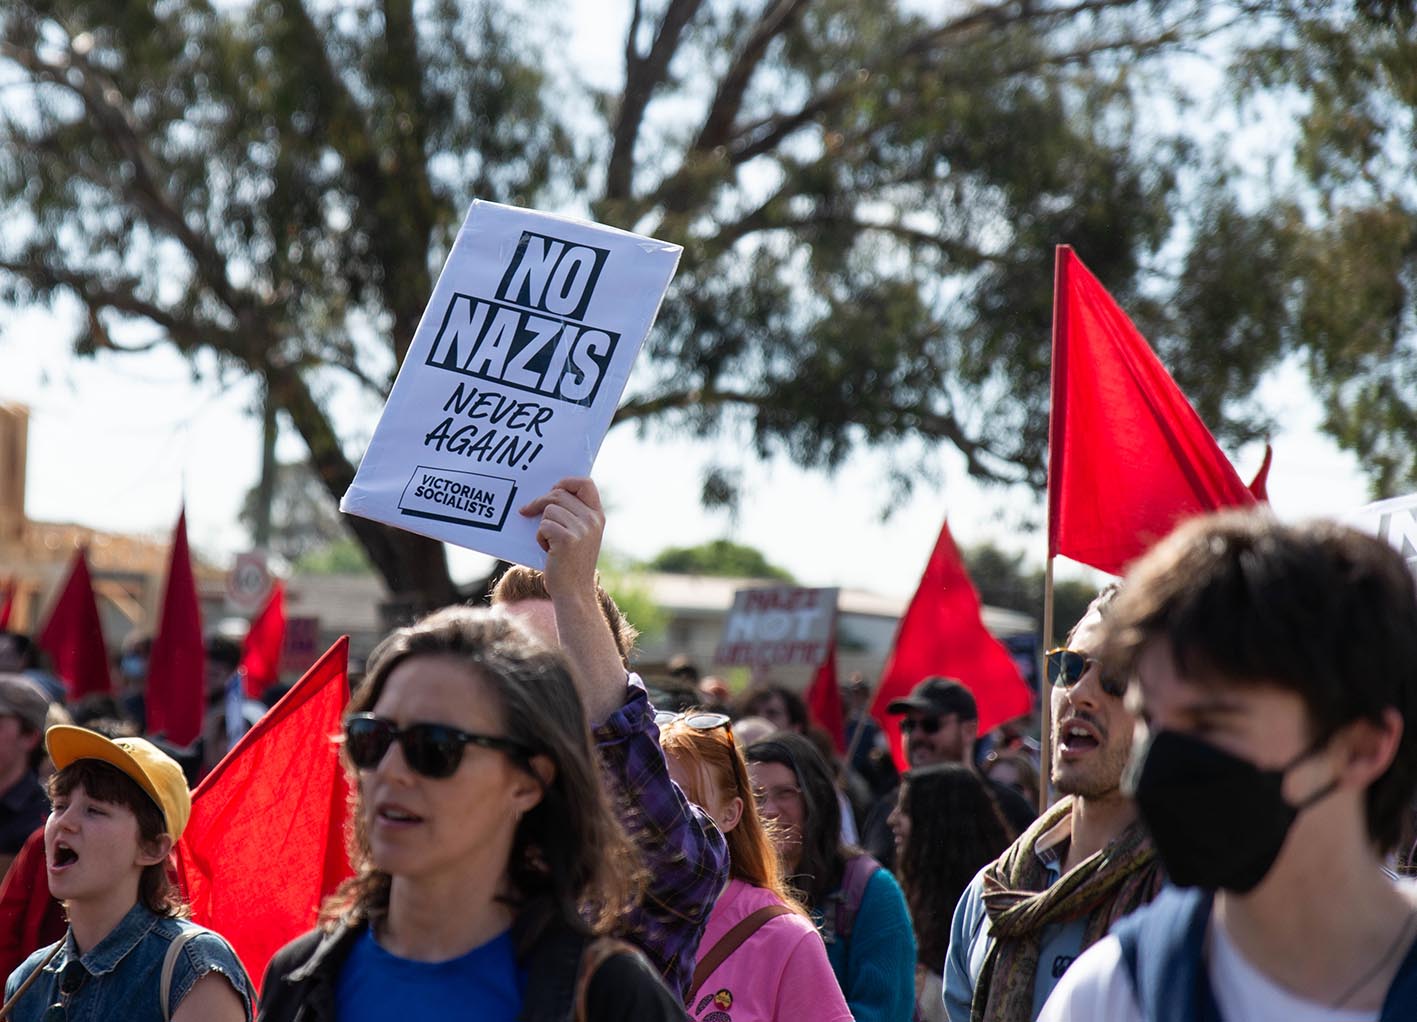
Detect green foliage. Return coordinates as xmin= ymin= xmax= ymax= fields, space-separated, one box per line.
xmin=964 ymin=542 xmax=1100 ymax=646
xmin=597 ymin=559 xmax=669 ymax=644
xmin=645 ymin=539 xmax=795 ymax=581
xmin=239 ymin=460 xmax=350 ymax=562
xmin=294 ymin=536 xmax=373 ymax=575
xmin=7 ymin=0 xmax=1417 ymax=605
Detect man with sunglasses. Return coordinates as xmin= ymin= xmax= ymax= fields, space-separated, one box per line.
xmin=861 ymin=677 xmax=1036 ymax=871
xmin=942 ymin=584 xmax=1166 ymax=1022
xmin=1040 ymin=513 xmax=1417 ymax=1022
xmin=491 ymin=476 xmax=729 ymax=1001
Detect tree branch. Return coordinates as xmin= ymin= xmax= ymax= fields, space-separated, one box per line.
xmin=605 ymin=0 xmax=706 ymax=200
xmin=692 ymin=0 xmax=812 ymax=153
xmin=612 ymin=384 xmax=1024 ymax=484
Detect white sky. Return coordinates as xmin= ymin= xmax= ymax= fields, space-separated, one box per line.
xmin=0 ymin=4 xmax=1382 ymax=601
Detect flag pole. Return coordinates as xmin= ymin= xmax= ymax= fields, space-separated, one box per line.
xmin=1040 ymin=556 xmax=1055 ymax=814
xmin=1040 ymin=244 xmax=1068 ymax=815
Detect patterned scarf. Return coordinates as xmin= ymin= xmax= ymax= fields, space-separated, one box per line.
xmin=970 ymin=796 xmax=1165 ymax=1022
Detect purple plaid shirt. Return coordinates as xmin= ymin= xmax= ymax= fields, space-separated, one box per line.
xmin=594 ymin=677 xmax=729 ymax=1000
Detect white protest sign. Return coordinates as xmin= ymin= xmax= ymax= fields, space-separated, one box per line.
xmin=713 ymin=586 xmax=839 ymax=668
xmin=341 ymin=201 xmax=681 ymax=566
xmin=1344 ymin=491 xmax=1417 ymax=573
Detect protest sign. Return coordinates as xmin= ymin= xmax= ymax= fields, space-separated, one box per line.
xmin=1345 ymin=491 xmax=1417 ymax=573
xmin=714 ymin=586 xmax=839 ymax=669
xmin=341 ymin=201 xmax=682 ymax=566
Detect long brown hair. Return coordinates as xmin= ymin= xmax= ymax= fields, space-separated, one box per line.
xmin=319 ymin=606 xmax=643 ymax=950
xmin=659 ymin=717 xmax=803 ymax=913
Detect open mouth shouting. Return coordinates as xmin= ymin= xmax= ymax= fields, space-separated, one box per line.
xmin=49 ymin=840 xmax=80 ymax=873
xmin=1057 ymin=716 xmax=1104 ymax=757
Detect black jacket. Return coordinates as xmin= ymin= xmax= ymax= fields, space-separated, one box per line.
xmin=256 ymin=920 xmax=686 ymax=1022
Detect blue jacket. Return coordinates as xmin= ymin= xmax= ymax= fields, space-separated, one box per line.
xmin=1114 ymin=885 xmax=1417 ymax=1022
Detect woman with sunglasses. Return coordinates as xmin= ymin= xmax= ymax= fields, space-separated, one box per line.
xmin=658 ymin=712 xmax=851 ymax=1022
xmin=745 ymin=732 xmax=915 ymax=1022
xmin=258 ymin=607 xmax=684 ymax=1022
xmin=3 ymin=727 xmax=253 ymax=1022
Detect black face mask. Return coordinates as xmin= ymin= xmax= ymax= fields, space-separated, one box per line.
xmin=1126 ymin=729 xmax=1338 ymax=893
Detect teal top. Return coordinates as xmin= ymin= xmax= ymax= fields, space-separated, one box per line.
xmin=820 ymin=866 xmax=917 ymax=1022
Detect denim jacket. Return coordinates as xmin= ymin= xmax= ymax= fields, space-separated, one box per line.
xmin=4 ymin=903 xmax=254 ymax=1022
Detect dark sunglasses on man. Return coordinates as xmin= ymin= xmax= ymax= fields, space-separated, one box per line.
xmin=899 ymin=714 xmax=952 ymax=736
xmin=343 ymin=713 xmax=533 ymax=779
xmin=1045 ymin=648 xmax=1127 ymax=699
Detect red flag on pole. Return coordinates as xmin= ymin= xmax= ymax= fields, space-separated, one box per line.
xmin=37 ymin=552 xmax=111 ymax=698
xmin=871 ymin=519 xmax=1032 ymax=772
xmin=147 ymin=509 xmax=205 ymax=746
xmin=0 ymin=579 xmax=14 ymax=631
xmin=239 ymin=582 xmax=286 ymax=698
xmin=1048 ymin=246 xmax=1265 ymax=575
xmin=176 ymin=637 xmax=353 ymax=992
xmin=805 ymin=637 xmax=845 ymax=754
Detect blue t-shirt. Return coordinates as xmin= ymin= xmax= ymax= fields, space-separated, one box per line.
xmin=334 ymin=928 xmax=526 ymax=1022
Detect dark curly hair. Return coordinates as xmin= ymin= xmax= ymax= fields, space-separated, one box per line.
xmin=895 ymin=764 xmax=1014 ymax=973
xmin=319 ymin=606 xmax=643 ymax=952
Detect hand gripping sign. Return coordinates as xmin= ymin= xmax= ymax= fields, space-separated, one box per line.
xmin=341 ymin=201 xmax=681 ymax=567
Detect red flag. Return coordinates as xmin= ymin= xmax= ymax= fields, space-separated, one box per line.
xmin=147 ymin=509 xmax=205 ymax=746
xmin=175 ymin=637 xmax=353 ymax=992
xmin=805 ymin=637 xmax=845 ymax=754
xmin=1048 ymin=246 xmax=1264 ymax=575
xmin=239 ymin=582 xmax=286 ymax=698
xmin=0 ymin=579 xmax=13 ymax=631
xmin=872 ymin=519 xmax=1032 ymax=772
xmin=37 ymin=551 xmax=111 ymax=697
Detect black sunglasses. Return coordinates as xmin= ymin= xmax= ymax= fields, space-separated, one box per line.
xmin=899 ymin=714 xmax=953 ymax=736
xmin=41 ymin=960 xmax=87 ymax=1022
xmin=344 ymin=714 xmax=531 ymax=779
xmin=1046 ymin=648 xmax=1126 ymax=699
xmin=654 ymin=710 xmax=731 ymax=732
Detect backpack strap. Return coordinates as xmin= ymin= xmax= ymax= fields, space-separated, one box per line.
xmin=834 ymin=854 xmax=881 ymax=944
xmin=688 ymin=905 xmax=792 ymax=1002
xmin=160 ymin=928 xmax=202 ymax=1021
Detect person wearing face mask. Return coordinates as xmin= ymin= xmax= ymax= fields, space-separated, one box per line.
xmin=942 ymin=585 xmax=1166 ymax=1022
xmin=1039 ymin=511 xmax=1417 ymax=1022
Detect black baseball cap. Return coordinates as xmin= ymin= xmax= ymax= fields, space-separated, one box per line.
xmin=886 ymin=676 xmax=978 ymax=721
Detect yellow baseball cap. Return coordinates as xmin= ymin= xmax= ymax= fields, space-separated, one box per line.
xmin=45 ymin=725 xmax=192 ymax=840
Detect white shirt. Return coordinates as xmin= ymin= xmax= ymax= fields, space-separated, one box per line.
xmin=1038 ymin=914 xmax=1380 ymax=1022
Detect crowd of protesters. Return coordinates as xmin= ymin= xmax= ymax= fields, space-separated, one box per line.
xmin=0 ymin=476 xmax=1414 ymax=1021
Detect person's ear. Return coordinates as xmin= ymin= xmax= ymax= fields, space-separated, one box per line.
xmin=135 ymin=833 xmax=174 ymax=869
xmin=1334 ymin=708 xmax=1402 ymax=790
xmin=717 ymin=795 xmax=744 ymax=834
xmin=963 ymin=718 xmax=979 ymax=743
xmin=511 ymin=754 xmax=555 ymax=816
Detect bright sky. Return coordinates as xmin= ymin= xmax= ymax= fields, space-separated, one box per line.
xmin=0 ymin=4 xmax=1381 ymax=601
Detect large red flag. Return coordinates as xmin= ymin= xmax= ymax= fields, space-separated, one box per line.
xmin=37 ymin=552 xmax=111 ymax=697
xmin=176 ymin=637 xmax=353 ymax=992
xmin=1048 ymin=246 xmax=1264 ymax=575
xmin=0 ymin=579 xmax=13 ymax=630
xmin=147 ymin=510 xmax=205 ymax=746
xmin=872 ymin=519 xmax=1032 ymax=772
xmin=238 ymin=581 xmax=286 ymax=698
xmin=805 ymin=637 xmax=846 ymax=754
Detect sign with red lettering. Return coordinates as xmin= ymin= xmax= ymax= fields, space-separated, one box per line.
xmin=341 ymin=200 xmax=682 ymax=567
xmin=713 ymin=587 xmax=839 ymax=668
xmin=279 ymin=616 xmax=321 ymax=677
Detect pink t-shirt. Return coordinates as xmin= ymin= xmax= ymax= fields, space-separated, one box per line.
xmin=689 ymin=878 xmax=853 ymax=1022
